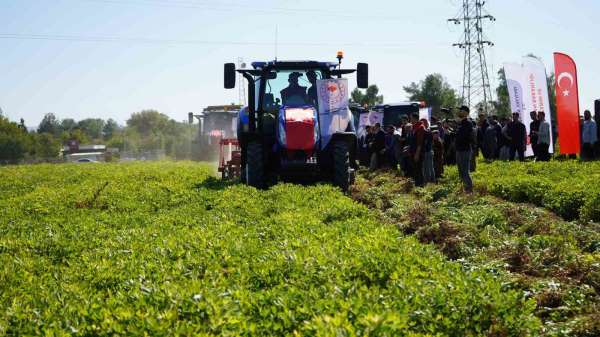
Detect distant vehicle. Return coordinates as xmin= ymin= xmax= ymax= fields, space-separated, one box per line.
xmin=371 ymin=102 xmax=424 ymax=126
xmin=224 ymin=56 xmax=369 ymax=191
xmin=75 ymin=158 xmax=97 ymax=163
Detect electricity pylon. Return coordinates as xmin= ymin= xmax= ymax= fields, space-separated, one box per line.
xmin=449 ymin=0 xmax=495 ymax=115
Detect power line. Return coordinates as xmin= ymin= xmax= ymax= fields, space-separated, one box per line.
xmin=77 ymin=0 xmax=406 ymax=21
xmin=0 ymin=33 xmax=449 ymax=49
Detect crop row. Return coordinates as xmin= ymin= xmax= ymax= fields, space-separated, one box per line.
xmin=0 ymin=162 xmax=539 ymax=336
xmin=468 ymin=160 xmax=600 ymax=222
xmin=351 ymin=170 xmax=600 ymax=336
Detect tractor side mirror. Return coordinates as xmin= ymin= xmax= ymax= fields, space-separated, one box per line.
xmin=357 ymin=63 xmax=369 ymax=88
xmin=224 ymin=63 xmax=236 ymax=89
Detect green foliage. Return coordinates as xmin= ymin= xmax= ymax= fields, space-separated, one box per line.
xmin=353 ymin=169 xmax=600 ymax=336
xmin=403 ymin=74 xmax=460 ymax=118
xmin=0 ymin=162 xmax=539 ymax=336
xmin=0 ymin=116 xmax=30 ymax=163
xmin=470 ymin=160 xmax=600 ymax=222
xmin=493 ymin=69 xmax=511 ymax=118
xmin=77 ymin=118 xmax=106 ymax=139
xmin=37 ymin=112 xmax=61 ymax=135
xmin=103 ymin=118 xmax=120 ymax=140
xmin=350 ymin=85 xmax=384 ymax=107
xmin=32 ymin=132 xmax=61 ymax=159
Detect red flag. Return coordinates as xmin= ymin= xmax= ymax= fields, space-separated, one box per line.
xmin=554 ymin=52 xmax=581 ymax=154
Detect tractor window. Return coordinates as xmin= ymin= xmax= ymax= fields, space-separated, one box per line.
xmin=262 ymin=70 xmax=322 ymax=112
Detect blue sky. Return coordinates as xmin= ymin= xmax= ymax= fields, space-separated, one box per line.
xmin=1 ymin=0 xmax=599 ymax=126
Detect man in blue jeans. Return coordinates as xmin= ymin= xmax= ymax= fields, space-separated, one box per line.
xmin=455 ymin=106 xmax=475 ymax=193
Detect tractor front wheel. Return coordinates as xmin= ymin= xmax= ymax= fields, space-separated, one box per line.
xmin=333 ymin=141 xmax=350 ymax=192
xmin=246 ymin=142 xmax=264 ymax=188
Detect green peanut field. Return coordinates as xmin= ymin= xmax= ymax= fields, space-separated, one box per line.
xmin=1 ymin=161 xmax=598 ymax=336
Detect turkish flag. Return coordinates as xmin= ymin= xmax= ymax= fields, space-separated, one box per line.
xmin=554 ymin=53 xmax=581 ymax=154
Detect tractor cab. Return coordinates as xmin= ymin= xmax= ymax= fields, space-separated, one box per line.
xmin=224 ymin=57 xmax=368 ymax=190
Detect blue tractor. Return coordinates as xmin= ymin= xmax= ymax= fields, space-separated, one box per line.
xmin=224 ymin=57 xmax=368 ymax=191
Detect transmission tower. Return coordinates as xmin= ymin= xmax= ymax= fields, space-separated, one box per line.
xmin=449 ymin=0 xmax=495 ymax=115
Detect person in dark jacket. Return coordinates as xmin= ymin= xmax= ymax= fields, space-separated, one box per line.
xmin=432 ymin=130 xmax=444 ymax=180
xmin=529 ymin=111 xmax=540 ymax=159
xmin=470 ymin=119 xmax=478 ymax=172
xmin=384 ymin=125 xmax=397 ymax=168
xmin=368 ymin=123 xmax=386 ymax=170
xmin=455 ymin=106 xmax=475 ymax=192
xmin=483 ymin=118 xmax=499 ymax=161
xmin=442 ymin=120 xmax=456 ymax=165
xmin=504 ymin=113 xmax=527 ymax=161
xmin=409 ymin=114 xmax=425 ymax=187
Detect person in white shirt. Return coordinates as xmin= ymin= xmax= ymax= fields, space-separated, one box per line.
xmin=536 ymin=111 xmax=551 ymax=161
xmin=581 ymin=110 xmax=598 ymax=161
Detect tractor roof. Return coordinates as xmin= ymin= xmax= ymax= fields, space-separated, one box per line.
xmin=251 ymin=60 xmax=338 ymax=70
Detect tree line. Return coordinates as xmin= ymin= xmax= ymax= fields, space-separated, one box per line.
xmin=0 ymin=110 xmax=195 ymax=163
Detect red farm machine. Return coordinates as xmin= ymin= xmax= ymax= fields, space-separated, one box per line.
xmin=217 ymin=138 xmax=242 ymax=179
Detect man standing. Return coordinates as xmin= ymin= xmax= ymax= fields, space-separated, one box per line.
xmin=483 ymin=118 xmax=499 ymax=162
xmin=409 ymin=114 xmax=425 ymax=187
xmin=581 ymin=110 xmax=598 ymax=161
xmin=421 ymin=119 xmax=435 ymax=184
xmin=368 ymin=123 xmax=386 ymax=170
xmin=529 ymin=111 xmax=540 ymax=159
xmin=432 ymin=130 xmax=444 ymax=180
xmin=455 ymin=106 xmax=474 ymax=193
xmin=504 ymin=113 xmax=527 ymax=161
xmin=537 ymin=111 xmax=551 ymax=161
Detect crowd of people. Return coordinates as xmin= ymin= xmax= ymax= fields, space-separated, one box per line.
xmin=358 ymin=106 xmax=600 ymax=193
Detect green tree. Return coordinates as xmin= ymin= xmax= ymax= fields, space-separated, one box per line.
xmin=102 ymin=118 xmax=120 ymax=140
xmin=33 ymin=133 xmax=61 ymax=159
xmin=547 ymin=72 xmax=557 ymax=124
xmin=492 ymin=69 xmax=511 ymax=118
xmin=0 ymin=116 xmax=29 ymax=163
xmin=350 ymin=85 xmax=383 ymax=107
xmin=403 ymin=74 xmax=460 ymax=117
xmin=61 ymin=129 xmax=91 ymax=145
xmin=77 ymin=118 xmax=105 ymax=140
xmin=61 ymin=118 xmax=77 ymax=133
xmin=127 ymin=110 xmax=171 ymax=136
xmin=38 ymin=113 xmax=61 ymax=135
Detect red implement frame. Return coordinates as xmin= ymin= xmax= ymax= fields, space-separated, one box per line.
xmin=218 ymin=138 xmax=242 ymax=180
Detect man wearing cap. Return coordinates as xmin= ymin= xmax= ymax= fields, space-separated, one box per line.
xmin=280 ymin=72 xmax=307 ymax=105
xmin=455 ymin=106 xmax=475 ymax=193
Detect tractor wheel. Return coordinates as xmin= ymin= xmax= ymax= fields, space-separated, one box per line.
xmin=333 ymin=141 xmax=350 ymax=192
xmin=246 ymin=142 xmax=264 ymax=188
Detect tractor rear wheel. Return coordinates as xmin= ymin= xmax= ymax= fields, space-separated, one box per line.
xmin=246 ymin=142 xmax=264 ymax=188
xmin=333 ymin=141 xmax=350 ymax=192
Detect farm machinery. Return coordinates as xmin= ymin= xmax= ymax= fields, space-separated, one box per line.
xmin=224 ymin=55 xmax=368 ymax=191
xmin=217 ymin=138 xmax=242 ymax=179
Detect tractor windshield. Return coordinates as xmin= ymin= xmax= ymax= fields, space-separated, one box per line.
xmin=261 ymin=69 xmax=323 ymax=113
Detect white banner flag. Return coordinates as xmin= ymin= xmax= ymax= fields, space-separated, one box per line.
xmin=503 ymin=58 xmax=554 ymax=156
xmin=522 ymin=56 xmax=554 ymax=154
xmin=316 ymin=78 xmax=351 ymax=149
